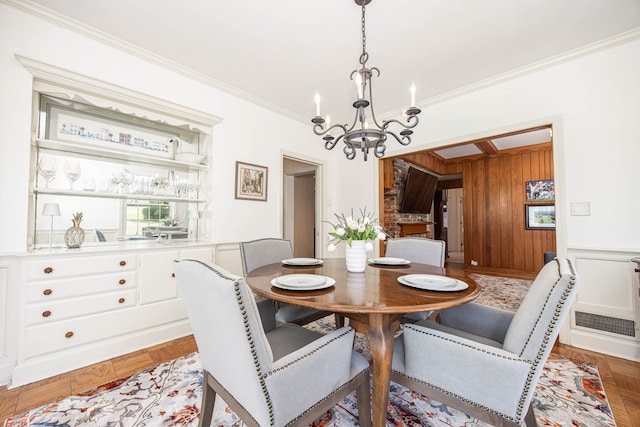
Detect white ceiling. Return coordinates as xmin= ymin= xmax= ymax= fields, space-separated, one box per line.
xmin=16 ymin=0 xmax=640 ymax=129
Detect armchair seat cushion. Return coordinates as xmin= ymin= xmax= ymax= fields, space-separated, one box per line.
xmin=419 ymin=321 xmax=504 ymax=348
xmin=275 ymin=304 xmax=325 ymax=324
xmin=266 ymin=323 xmax=323 ymax=361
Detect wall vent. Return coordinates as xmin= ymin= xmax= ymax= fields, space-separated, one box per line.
xmin=575 ymin=311 xmax=636 ymax=337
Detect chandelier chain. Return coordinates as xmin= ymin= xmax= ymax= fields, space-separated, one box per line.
xmin=361 ymin=3 xmax=367 ymax=58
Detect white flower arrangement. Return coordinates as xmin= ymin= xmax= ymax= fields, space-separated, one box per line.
xmin=326 ymin=208 xmax=386 ymax=252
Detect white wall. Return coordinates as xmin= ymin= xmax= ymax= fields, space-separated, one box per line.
xmin=384 ymin=33 xmax=640 ymax=254
xmin=0 ymin=3 xmax=374 ymax=255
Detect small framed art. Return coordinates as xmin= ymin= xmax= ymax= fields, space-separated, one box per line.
xmin=525 ymin=179 xmax=554 ymax=203
xmin=525 ymin=204 xmax=555 ymax=230
xmin=235 ymin=161 xmax=268 ymax=201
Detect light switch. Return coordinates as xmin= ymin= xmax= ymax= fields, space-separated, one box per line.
xmin=570 ymin=202 xmax=591 ymax=216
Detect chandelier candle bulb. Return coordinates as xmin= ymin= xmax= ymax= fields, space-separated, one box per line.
xmin=410 ymin=82 xmax=416 ymax=107
xmin=314 ymin=93 xmax=321 ymax=116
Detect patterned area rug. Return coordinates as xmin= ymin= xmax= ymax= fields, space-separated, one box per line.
xmin=3 ymin=274 xmax=617 ymax=427
xmin=469 ymin=273 xmax=532 ymax=312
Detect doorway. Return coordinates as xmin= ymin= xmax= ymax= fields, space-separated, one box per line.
xmin=283 ymin=157 xmax=318 ymax=257
xmin=446 ymin=188 xmax=464 ymax=262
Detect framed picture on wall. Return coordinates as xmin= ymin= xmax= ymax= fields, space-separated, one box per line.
xmin=235 ymin=161 xmax=268 ymax=201
xmin=525 ymin=179 xmax=555 ymax=203
xmin=525 ymin=204 xmax=555 ymax=229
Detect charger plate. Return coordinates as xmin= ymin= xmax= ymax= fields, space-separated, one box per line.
xmin=281 ymin=258 xmax=324 ymax=266
xmin=271 ymin=274 xmax=335 ymax=290
xmin=398 ymin=274 xmax=468 ymax=291
xmin=368 ymin=257 xmax=411 ymax=266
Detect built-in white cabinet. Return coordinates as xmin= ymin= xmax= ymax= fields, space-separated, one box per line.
xmin=9 ymin=244 xmax=214 ymax=388
xmin=29 ymin=94 xmax=209 ymax=251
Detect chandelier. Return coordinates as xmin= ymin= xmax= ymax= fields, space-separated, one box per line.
xmin=311 ymin=0 xmax=421 ymax=161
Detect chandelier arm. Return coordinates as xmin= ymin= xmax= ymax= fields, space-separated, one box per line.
xmin=312 ymin=123 xmax=348 ymax=137
xmin=383 ymin=115 xmax=420 ymax=131
xmin=384 ymin=130 xmax=412 ymax=146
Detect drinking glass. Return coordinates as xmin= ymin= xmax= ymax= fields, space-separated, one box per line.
xmin=120 ymin=169 xmax=134 ymax=194
xmin=63 ymin=160 xmax=82 ymax=190
xmin=37 ymin=157 xmax=58 ymax=188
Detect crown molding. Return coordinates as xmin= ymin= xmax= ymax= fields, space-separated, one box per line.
xmin=1 ymin=0 xmax=308 ymax=124
xmin=382 ymin=27 xmax=640 ymax=120
xmin=4 ymin=0 xmax=638 ymax=125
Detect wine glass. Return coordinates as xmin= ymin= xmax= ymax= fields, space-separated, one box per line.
xmin=37 ymin=157 xmax=58 ymax=188
xmin=63 ymin=160 xmax=81 ymax=190
xmin=120 ymin=169 xmax=134 ymax=194
xmin=109 ymin=171 xmax=122 ymax=193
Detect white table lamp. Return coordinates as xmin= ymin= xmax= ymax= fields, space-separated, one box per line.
xmin=42 ymin=203 xmax=60 ymax=251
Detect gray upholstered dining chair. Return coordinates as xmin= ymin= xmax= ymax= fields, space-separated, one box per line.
xmin=384 ymin=237 xmax=446 ymax=267
xmin=174 ymin=259 xmax=371 ymax=427
xmin=391 ymin=257 xmax=580 ymax=427
xmin=240 ymin=238 xmax=343 ymax=327
xmin=385 ymin=237 xmax=446 ymax=321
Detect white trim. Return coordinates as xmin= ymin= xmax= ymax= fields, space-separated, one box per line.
xmin=6 ymin=0 xmax=640 ymax=125
xmin=3 ymin=0 xmax=305 ymax=124
xmin=381 ymin=28 xmax=640 ymax=120
xmin=281 ymin=150 xmax=327 ymax=258
xmin=15 ymin=55 xmax=221 ymax=132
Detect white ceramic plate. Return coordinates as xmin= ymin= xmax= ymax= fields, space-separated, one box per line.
xmin=271 ymin=274 xmax=335 ymax=290
xmin=281 ymin=258 xmax=324 ymax=266
xmin=368 ymin=257 xmax=411 ymax=266
xmin=398 ymin=274 xmax=468 ymax=291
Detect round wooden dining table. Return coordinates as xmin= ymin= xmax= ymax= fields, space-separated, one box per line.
xmin=245 ymin=258 xmax=480 ymax=427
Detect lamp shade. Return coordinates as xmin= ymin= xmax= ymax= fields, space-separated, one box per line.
xmin=42 ymin=203 xmax=61 ymax=216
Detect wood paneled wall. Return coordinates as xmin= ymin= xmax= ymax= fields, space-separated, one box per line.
xmin=461 ymin=144 xmax=555 ymax=272
xmin=380 ymin=143 xmax=555 ymax=273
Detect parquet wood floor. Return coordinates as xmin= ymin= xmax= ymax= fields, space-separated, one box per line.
xmin=1 ymin=263 xmax=638 ymax=426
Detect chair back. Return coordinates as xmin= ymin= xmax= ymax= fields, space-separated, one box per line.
xmin=385 ymin=237 xmax=445 ymax=267
xmin=173 ymin=259 xmax=274 ymax=422
xmin=502 ymin=257 xmax=580 ymax=407
xmin=240 ymin=238 xmax=293 ymax=275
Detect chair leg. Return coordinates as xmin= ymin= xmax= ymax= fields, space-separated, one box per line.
xmin=335 ymin=313 xmax=345 ymax=328
xmin=199 ymin=372 xmax=217 ymax=427
xmin=523 ymin=401 xmax=536 ymax=427
xmin=355 ymin=373 xmax=372 ymax=427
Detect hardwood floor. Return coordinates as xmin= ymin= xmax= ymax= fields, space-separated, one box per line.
xmin=1 ymin=263 xmax=639 ymax=426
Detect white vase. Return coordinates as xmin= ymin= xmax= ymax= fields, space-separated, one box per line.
xmin=345 ymin=240 xmax=368 ymax=272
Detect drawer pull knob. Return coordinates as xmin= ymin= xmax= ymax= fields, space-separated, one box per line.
xmin=43 ymin=289 xmax=53 ymax=296
xmin=65 ymin=331 xmax=74 ymax=338
xmin=119 ymin=260 xmax=127 ymax=266
xmin=119 ymin=279 xmax=126 ymax=285
xmin=118 ymin=297 xmax=125 ymax=304
xmin=171 ymin=273 xmax=175 ymax=278
xmin=42 ymin=310 xmax=52 ymax=318
xmin=44 ymin=267 xmax=53 ymax=274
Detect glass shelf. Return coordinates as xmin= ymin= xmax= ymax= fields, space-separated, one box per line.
xmin=35 ymin=138 xmax=207 ymax=170
xmin=33 ymin=187 xmax=206 ymax=203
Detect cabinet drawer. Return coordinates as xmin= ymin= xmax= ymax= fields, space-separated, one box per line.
xmin=23 ymin=299 xmax=187 ymax=359
xmin=25 ymin=254 xmax=137 ymax=280
xmin=25 ymin=289 xmax=136 ymax=325
xmin=26 ymin=271 xmax=137 ymax=302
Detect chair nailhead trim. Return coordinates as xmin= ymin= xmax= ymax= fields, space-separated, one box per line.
xmin=403 ymin=258 xmax=578 ymax=424
xmin=182 ymin=260 xmax=276 ymax=426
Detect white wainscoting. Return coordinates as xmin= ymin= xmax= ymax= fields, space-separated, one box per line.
xmin=568 ymin=247 xmax=640 ymax=362
xmin=0 ymin=256 xmax=18 ymax=385
xmin=214 ymin=242 xmax=243 ymax=276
